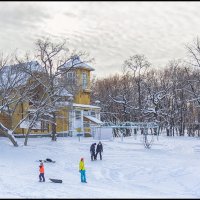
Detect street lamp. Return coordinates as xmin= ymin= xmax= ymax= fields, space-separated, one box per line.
xmin=68 ymin=96 xmax=74 ymax=137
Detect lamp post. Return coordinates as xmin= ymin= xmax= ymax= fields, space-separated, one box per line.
xmin=94 ymin=100 xmax=101 ymax=139
xmin=68 ymin=96 xmax=74 ymax=137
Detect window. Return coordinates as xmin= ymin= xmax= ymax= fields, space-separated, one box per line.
xmin=82 ymin=72 xmax=88 ymax=90
xmin=75 ymin=110 xmax=81 ymax=119
xmin=67 ymin=72 xmax=76 ymax=83
xmin=83 ymin=110 xmax=89 ymax=115
xmin=41 ymin=121 xmax=48 ymax=132
xmin=90 ymin=110 xmax=96 ymax=117
xmin=83 ymin=122 xmax=90 ymax=128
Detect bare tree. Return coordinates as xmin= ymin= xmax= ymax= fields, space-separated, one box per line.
xmin=123 ymin=54 xmax=151 ymax=121
xmin=0 ymin=54 xmax=41 ymax=146
xmin=16 ymin=38 xmax=92 ymax=142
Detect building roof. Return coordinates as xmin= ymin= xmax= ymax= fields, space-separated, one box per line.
xmin=61 ymin=56 xmax=95 ymax=71
xmin=83 ymin=115 xmax=103 ymax=124
xmin=73 ymin=103 xmax=100 ymax=109
xmin=5 ymin=61 xmax=45 ymax=73
xmin=57 ymin=88 xmax=73 ymax=97
xmin=0 ymin=61 xmax=72 ymax=98
xmin=0 ymin=61 xmax=44 ymax=89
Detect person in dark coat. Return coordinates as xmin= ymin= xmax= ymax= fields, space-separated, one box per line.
xmin=95 ymin=141 xmax=103 ymax=160
xmin=90 ymin=143 xmax=96 ymax=161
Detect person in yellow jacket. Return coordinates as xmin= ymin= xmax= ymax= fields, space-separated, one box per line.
xmin=79 ymin=158 xmax=87 ymax=183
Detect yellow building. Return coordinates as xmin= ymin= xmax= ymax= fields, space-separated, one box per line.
xmin=60 ymin=56 xmax=103 ymax=137
xmin=0 ymin=58 xmax=102 ymax=137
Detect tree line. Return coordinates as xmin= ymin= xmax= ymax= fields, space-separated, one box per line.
xmin=1 ymin=36 xmax=200 ymax=147
xmin=91 ymin=37 xmax=200 ymax=137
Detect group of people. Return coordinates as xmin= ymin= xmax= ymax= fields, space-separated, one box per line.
xmin=78 ymin=141 xmax=103 ymax=183
xmin=78 ymin=141 xmax=104 ymax=183
xmin=38 ymin=141 xmax=104 ymax=183
xmin=90 ymin=141 xmax=103 ymax=161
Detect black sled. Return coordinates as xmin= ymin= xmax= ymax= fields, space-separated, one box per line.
xmin=49 ymin=178 xmax=63 ymax=183
xmin=38 ymin=158 xmax=56 ymax=163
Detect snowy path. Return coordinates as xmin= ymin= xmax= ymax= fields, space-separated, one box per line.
xmin=1 ymin=135 xmax=200 ymax=198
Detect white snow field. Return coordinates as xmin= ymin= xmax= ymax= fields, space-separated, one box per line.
xmin=1 ymin=134 xmax=200 ymax=198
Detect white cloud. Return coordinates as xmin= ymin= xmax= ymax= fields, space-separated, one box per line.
xmin=1 ymin=2 xmax=200 ymax=78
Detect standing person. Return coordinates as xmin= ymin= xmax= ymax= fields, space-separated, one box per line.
xmin=79 ymin=158 xmax=87 ymax=183
xmin=96 ymin=141 xmax=103 ymax=160
xmin=39 ymin=162 xmax=45 ymax=182
xmin=90 ymin=143 xmax=96 ymax=161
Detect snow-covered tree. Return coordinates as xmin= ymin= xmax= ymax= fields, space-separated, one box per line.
xmin=123 ymin=54 xmax=151 ymax=121
xmin=0 ymin=54 xmax=42 ymax=146
xmin=17 ymin=38 xmax=92 ymax=143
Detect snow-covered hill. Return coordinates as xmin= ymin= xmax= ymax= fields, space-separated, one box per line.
xmin=1 ymin=135 xmax=200 ymax=198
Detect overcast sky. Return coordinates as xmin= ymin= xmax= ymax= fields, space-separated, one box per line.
xmin=1 ymin=1 xmax=200 ymax=78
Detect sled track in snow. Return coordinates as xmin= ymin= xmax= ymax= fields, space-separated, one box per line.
xmin=193 ymin=145 xmax=200 ymax=152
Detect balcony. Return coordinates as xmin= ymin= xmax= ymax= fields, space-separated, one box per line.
xmin=83 ymin=88 xmax=92 ymax=93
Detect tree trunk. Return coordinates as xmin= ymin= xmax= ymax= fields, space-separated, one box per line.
xmin=24 ymin=126 xmax=32 ymax=146
xmin=0 ymin=123 xmax=18 ymax=147
xmin=51 ymin=112 xmax=57 ymax=141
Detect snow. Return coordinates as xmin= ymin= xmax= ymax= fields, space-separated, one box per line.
xmin=19 ymin=120 xmax=41 ymax=129
xmin=144 ymin=108 xmax=156 ymax=114
xmin=0 ymin=61 xmax=44 ymax=88
xmin=62 ymin=56 xmax=95 ymax=71
xmin=73 ymin=103 xmax=100 ymax=109
xmin=57 ymin=88 xmax=73 ymax=97
xmin=83 ymin=115 xmax=103 ymax=124
xmin=55 ymin=101 xmax=70 ymax=106
xmin=23 ymin=61 xmax=45 ymax=72
xmin=1 ymin=135 xmax=200 ymax=198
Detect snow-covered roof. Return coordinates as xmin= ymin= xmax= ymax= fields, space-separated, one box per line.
xmin=57 ymin=88 xmax=73 ymax=97
xmin=73 ymin=103 xmax=100 ymax=109
xmin=83 ymin=115 xmax=103 ymax=124
xmin=61 ymin=56 xmax=94 ymax=71
xmin=0 ymin=61 xmax=44 ymax=89
xmin=5 ymin=61 xmax=44 ymax=73
xmin=20 ymin=61 xmax=45 ymax=72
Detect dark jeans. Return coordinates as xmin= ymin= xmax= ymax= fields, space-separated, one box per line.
xmin=39 ymin=173 xmax=45 ymax=182
xmin=96 ymin=151 xmax=102 ymax=160
xmin=91 ymin=151 xmax=96 ymax=161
